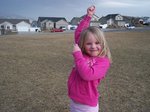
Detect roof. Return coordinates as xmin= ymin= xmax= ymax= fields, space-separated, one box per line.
xmin=31 ymin=21 xmax=38 ymax=27
xmin=71 ymin=17 xmax=81 ymax=21
xmin=99 ymin=16 xmax=107 ymax=24
xmin=70 ymin=17 xmax=81 ymax=25
xmin=93 ymin=14 xmax=100 ymax=19
xmin=104 ymin=14 xmax=120 ymax=20
xmin=38 ymin=17 xmax=67 ymax=22
xmin=70 ymin=14 xmax=100 ymax=25
xmin=0 ymin=19 xmax=30 ymax=24
xmin=99 ymin=14 xmax=123 ymax=24
xmin=80 ymin=14 xmax=99 ymax=19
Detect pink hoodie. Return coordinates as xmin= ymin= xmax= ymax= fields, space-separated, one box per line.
xmin=67 ymin=15 xmax=110 ymax=106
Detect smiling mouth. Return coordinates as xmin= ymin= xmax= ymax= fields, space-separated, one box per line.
xmin=90 ymin=50 xmax=98 ymax=52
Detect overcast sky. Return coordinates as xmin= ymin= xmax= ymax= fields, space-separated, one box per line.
xmin=0 ymin=0 xmax=150 ymax=21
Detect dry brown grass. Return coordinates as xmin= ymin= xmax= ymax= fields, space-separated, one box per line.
xmin=0 ymin=31 xmax=150 ymax=112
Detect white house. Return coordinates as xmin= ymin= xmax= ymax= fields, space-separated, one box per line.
xmin=0 ymin=19 xmax=31 ymax=32
xmin=16 ymin=21 xmax=31 ymax=32
xmin=1 ymin=21 xmax=12 ymax=29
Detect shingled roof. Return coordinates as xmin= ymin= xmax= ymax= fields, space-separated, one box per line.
xmin=104 ymin=14 xmax=120 ymax=20
xmin=99 ymin=14 xmax=121 ymax=24
xmin=38 ymin=17 xmax=67 ymax=22
xmin=0 ymin=19 xmax=30 ymax=24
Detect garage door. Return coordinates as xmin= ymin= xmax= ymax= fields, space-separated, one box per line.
xmin=17 ymin=26 xmax=29 ymax=32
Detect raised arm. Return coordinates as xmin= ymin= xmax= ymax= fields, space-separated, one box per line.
xmin=74 ymin=6 xmax=95 ymax=44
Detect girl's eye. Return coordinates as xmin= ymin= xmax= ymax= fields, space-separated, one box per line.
xmin=95 ymin=42 xmax=100 ymax=44
xmin=86 ymin=43 xmax=92 ymax=45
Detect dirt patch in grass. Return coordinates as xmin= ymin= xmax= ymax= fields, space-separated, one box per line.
xmin=0 ymin=31 xmax=150 ymax=112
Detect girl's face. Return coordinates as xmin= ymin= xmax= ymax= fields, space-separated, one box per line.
xmin=84 ymin=32 xmax=102 ymax=57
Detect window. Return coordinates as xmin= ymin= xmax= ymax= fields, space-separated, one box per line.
xmin=1 ymin=25 xmax=4 ymax=29
xmin=116 ymin=15 xmax=123 ymax=20
xmin=12 ymin=25 xmax=17 ymax=31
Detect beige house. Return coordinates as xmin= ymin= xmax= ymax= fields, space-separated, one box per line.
xmin=90 ymin=14 xmax=100 ymax=26
xmin=70 ymin=14 xmax=100 ymax=27
xmin=37 ymin=17 xmax=68 ymax=30
xmin=106 ymin=14 xmax=125 ymax=27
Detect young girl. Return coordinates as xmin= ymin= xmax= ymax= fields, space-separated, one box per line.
xmin=67 ymin=6 xmax=112 ymax=112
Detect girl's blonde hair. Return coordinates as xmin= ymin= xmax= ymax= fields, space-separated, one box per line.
xmin=78 ymin=26 xmax=112 ymax=63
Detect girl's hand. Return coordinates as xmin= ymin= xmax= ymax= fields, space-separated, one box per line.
xmin=73 ymin=44 xmax=81 ymax=53
xmin=87 ymin=5 xmax=95 ymax=17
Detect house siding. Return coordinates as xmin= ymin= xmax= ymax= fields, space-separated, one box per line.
xmin=70 ymin=17 xmax=81 ymax=25
xmin=40 ymin=20 xmax=48 ymax=30
xmin=16 ymin=21 xmax=31 ymax=32
xmin=55 ymin=20 xmax=68 ymax=28
xmin=46 ymin=21 xmax=54 ymax=30
xmin=38 ymin=17 xmax=68 ymax=30
xmin=90 ymin=21 xmax=100 ymax=26
xmin=107 ymin=19 xmax=114 ymax=25
xmin=0 ymin=21 xmax=13 ymax=30
xmin=117 ymin=21 xmax=126 ymax=27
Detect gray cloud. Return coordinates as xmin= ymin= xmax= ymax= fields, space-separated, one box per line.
xmin=0 ymin=0 xmax=149 ymax=21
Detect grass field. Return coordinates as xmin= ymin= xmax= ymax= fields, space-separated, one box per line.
xmin=0 ymin=31 xmax=150 ymax=112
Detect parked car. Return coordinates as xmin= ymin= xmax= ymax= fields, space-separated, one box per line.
xmin=50 ymin=28 xmax=64 ymax=32
xmin=70 ymin=26 xmax=76 ymax=30
xmin=59 ymin=26 xmax=66 ymax=30
xmin=125 ymin=24 xmax=135 ymax=29
xmin=99 ymin=24 xmax=108 ymax=29
xmin=30 ymin=27 xmax=41 ymax=32
xmin=127 ymin=26 xmax=135 ymax=29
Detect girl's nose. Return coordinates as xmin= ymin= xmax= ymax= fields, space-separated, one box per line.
xmin=91 ymin=44 xmax=96 ymax=48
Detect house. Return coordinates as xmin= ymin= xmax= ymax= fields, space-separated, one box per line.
xmin=0 ymin=19 xmax=31 ymax=32
xmin=99 ymin=14 xmax=145 ymax=27
xmin=99 ymin=14 xmax=127 ymax=27
xmin=70 ymin=17 xmax=81 ymax=25
xmin=139 ymin=17 xmax=150 ymax=25
xmin=37 ymin=17 xmax=68 ymax=30
xmin=31 ymin=21 xmax=38 ymax=27
xmin=90 ymin=14 xmax=100 ymax=26
xmin=70 ymin=14 xmax=100 ymax=27
xmin=145 ymin=17 xmax=150 ymax=24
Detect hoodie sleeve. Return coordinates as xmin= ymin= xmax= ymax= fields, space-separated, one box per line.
xmin=74 ymin=15 xmax=91 ymax=44
xmin=73 ymin=51 xmax=110 ymax=81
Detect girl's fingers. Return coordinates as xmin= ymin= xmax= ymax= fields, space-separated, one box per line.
xmin=88 ymin=5 xmax=95 ymax=12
